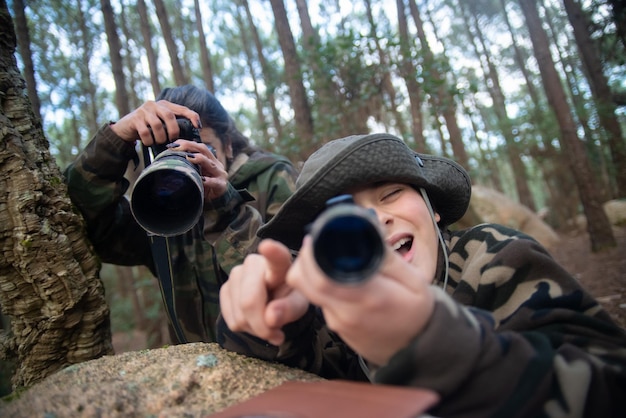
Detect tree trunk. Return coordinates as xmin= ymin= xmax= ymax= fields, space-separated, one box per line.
xmin=137 ymin=0 xmax=161 ymax=97
xmin=396 ymin=0 xmax=427 ymax=152
xmin=119 ymin=2 xmax=142 ymax=111
xmin=364 ymin=0 xmax=408 ymax=141
xmin=519 ymin=0 xmax=615 ymax=251
xmin=100 ymin=0 xmax=130 ymax=117
xmin=78 ymin=0 xmax=103 ymax=135
xmin=268 ymin=0 xmax=314 ymax=155
xmin=0 ymin=4 xmax=113 ymax=390
xmin=409 ymin=0 xmax=469 ymax=169
xmin=153 ymin=0 xmax=188 ymax=86
xmin=11 ymin=0 xmax=41 ymax=123
xmin=542 ymin=3 xmax=610 ymax=203
xmin=194 ymin=0 xmax=215 ymax=93
xmin=563 ymin=0 xmax=626 ymax=198
xmin=499 ymin=0 xmax=575 ymax=226
xmin=235 ymin=10 xmax=271 ymax=146
xmin=240 ymin=0 xmax=284 ymax=143
xmin=463 ymin=1 xmax=534 ymax=209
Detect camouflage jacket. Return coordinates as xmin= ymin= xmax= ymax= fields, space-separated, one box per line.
xmin=64 ymin=124 xmax=297 ymax=343
xmin=218 ymin=223 xmax=626 ymax=417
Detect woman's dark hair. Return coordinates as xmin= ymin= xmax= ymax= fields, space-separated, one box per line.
xmin=156 ymin=85 xmax=256 ymax=157
xmin=224 ymin=116 xmax=258 ymax=156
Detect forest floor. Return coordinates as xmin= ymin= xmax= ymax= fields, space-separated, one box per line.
xmin=550 ymin=226 xmax=626 ymax=330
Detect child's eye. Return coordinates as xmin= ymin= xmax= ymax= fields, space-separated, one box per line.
xmin=382 ymin=187 xmax=403 ymax=201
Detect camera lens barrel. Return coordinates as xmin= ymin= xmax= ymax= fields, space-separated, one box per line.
xmin=130 ymin=151 xmax=204 ymax=236
xmin=310 ymin=197 xmax=385 ymax=284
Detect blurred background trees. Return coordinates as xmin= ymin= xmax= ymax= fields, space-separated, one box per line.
xmin=2 ymin=0 xmax=625 ymax=390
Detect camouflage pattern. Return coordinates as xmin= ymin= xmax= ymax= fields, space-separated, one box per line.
xmin=218 ymin=223 xmax=626 ymax=417
xmin=64 ymin=124 xmax=297 ymax=343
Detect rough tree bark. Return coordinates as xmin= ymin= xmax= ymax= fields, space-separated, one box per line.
xmin=0 ymin=3 xmax=113 ymax=389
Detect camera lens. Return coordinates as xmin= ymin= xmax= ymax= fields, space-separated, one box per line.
xmin=131 ymin=152 xmax=204 ymax=236
xmin=313 ymin=210 xmax=384 ymax=284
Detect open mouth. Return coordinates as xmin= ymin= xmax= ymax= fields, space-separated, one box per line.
xmin=392 ymin=236 xmax=413 ymax=256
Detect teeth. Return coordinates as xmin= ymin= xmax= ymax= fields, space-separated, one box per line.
xmin=392 ymin=237 xmax=411 ymax=251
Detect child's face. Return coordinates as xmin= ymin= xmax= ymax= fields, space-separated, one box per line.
xmin=350 ymin=182 xmax=441 ymax=281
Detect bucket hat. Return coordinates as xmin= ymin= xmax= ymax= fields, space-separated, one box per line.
xmin=258 ymin=133 xmax=471 ymax=250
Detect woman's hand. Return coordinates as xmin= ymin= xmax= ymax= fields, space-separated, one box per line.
xmin=220 ymin=239 xmax=310 ymax=346
xmin=287 ymin=236 xmax=436 ymax=366
xmin=170 ymin=140 xmax=229 ymax=201
xmin=111 ymin=100 xmax=201 ymax=145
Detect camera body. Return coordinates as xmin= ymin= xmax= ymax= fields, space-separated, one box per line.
xmin=130 ymin=118 xmax=206 ymax=237
xmin=309 ymin=195 xmax=385 ymax=284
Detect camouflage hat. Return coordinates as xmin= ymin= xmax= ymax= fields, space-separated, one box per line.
xmin=258 ymin=133 xmax=471 ymax=250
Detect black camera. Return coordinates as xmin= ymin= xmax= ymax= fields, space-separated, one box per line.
xmin=309 ymin=195 xmax=385 ymax=284
xmin=130 ymin=118 xmax=205 ymax=237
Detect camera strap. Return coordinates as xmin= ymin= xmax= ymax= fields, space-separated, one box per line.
xmin=149 ymin=235 xmax=188 ymax=344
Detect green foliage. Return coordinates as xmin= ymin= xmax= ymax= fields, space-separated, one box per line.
xmin=11 ymin=0 xmax=626 ymax=212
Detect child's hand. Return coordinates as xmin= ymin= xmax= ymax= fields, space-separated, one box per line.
xmin=220 ymin=239 xmax=309 ymax=346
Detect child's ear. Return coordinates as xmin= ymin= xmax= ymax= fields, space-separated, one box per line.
xmin=434 ymin=212 xmax=441 ymax=223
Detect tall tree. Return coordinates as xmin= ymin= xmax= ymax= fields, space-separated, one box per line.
xmin=396 ymin=0 xmax=427 ymax=152
xmin=100 ymin=0 xmax=130 ymax=116
xmin=78 ymin=0 xmax=103 ymax=135
xmin=409 ymin=0 xmax=469 ymax=169
xmin=498 ymin=0 xmax=576 ymax=225
xmin=563 ymin=0 xmax=626 ymax=198
xmin=153 ymin=0 xmax=188 ymax=86
xmin=363 ymin=0 xmax=409 ymax=140
xmin=268 ymin=0 xmax=314 ymax=154
xmin=0 ymin=1 xmax=113 ymax=389
xmin=119 ymin=1 xmax=142 ymax=111
xmin=234 ymin=9 xmax=271 ymax=145
xmin=239 ymin=0 xmax=284 ymax=143
xmin=137 ymin=0 xmax=161 ymax=96
xmin=194 ymin=0 xmax=215 ymax=92
xmin=11 ymin=0 xmax=41 ymax=123
xmin=461 ymin=0 xmax=535 ymax=209
xmin=519 ymin=0 xmax=615 ymax=251
xmin=542 ymin=2 xmax=610 ymax=199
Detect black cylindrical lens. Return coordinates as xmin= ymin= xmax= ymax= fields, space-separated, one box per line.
xmin=130 ymin=152 xmax=204 ymax=236
xmin=312 ymin=204 xmax=384 ymax=284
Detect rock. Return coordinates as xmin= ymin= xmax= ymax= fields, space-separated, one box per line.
xmin=604 ymin=199 xmax=626 ymax=226
xmin=458 ymin=186 xmax=561 ymax=250
xmin=0 ymin=343 xmax=322 ymax=417
xmin=564 ymin=199 xmax=626 ymax=232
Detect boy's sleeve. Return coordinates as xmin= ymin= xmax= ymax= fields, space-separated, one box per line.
xmin=375 ymin=226 xmax=626 ymax=418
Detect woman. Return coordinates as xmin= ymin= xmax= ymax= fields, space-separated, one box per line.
xmin=65 ymin=85 xmax=297 ymax=344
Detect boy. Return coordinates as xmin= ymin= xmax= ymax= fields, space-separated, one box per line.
xmin=218 ymin=133 xmax=626 ymax=417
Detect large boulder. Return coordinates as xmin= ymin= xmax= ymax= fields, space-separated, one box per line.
xmin=603 ymin=199 xmax=626 ymax=227
xmin=458 ymin=185 xmax=561 ymax=250
xmin=568 ymin=199 xmax=626 ymax=232
xmin=0 ymin=343 xmax=322 ymax=417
